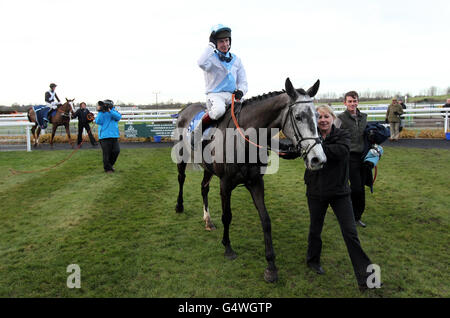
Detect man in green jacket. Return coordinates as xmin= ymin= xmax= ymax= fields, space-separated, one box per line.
xmin=385 ymin=98 xmax=404 ymax=141
xmin=335 ymin=91 xmax=368 ymax=227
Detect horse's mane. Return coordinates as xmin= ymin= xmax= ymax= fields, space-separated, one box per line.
xmin=242 ymin=90 xmax=285 ymax=107
xmin=242 ymin=88 xmax=307 ymax=107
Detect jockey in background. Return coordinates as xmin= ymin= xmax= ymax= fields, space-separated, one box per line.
xmin=45 ymin=83 xmax=61 ymax=121
xmin=45 ymin=83 xmax=61 ymax=120
xmin=193 ymin=24 xmax=248 ymax=146
xmin=45 ymin=83 xmax=61 ymax=112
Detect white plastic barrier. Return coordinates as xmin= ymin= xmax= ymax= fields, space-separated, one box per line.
xmin=0 ymin=108 xmax=180 ymax=123
xmin=1 ymin=107 xmax=449 ymax=132
xmin=0 ymin=122 xmax=35 ymax=151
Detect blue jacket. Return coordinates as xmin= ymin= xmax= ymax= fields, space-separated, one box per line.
xmin=364 ymin=145 xmax=383 ymax=168
xmin=95 ymin=108 xmax=122 ymax=139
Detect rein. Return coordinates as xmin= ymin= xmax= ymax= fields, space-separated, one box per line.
xmin=230 ymin=94 xmax=322 ymax=159
xmin=55 ymin=103 xmax=73 ymax=118
xmin=231 ymin=94 xmax=267 ymax=150
xmin=373 ymin=166 xmax=378 ymax=184
xmin=9 ymin=121 xmax=96 ymax=176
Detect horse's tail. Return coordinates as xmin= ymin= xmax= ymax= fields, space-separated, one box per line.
xmin=27 ymin=108 xmax=32 ymax=122
xmin=172 ymin=103 xmax=205 ymax=172
xmin=172 ymin=120 xmax=202 ymax=172
xmin=188 ymin=146 xmax=203 ymax=172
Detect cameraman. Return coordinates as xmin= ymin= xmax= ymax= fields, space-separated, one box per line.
xmin=95 ymin=100 xmax=122 ymax=173
xmin=72 ymin=102 xmax=97 ymax=147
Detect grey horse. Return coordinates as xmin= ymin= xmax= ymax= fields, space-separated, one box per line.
xmin=172 ymin=78 xmax=327 ymax=283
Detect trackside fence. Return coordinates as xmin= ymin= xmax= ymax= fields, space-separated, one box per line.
xmin=1 ymin=106 xmax=449 ymax=151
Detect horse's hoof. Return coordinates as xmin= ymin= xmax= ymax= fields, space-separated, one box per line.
xmin=205 ymin=222 xmax=216 ymax=231
xmin=224 ymin=250 xmax=237 ymax=260
xmin=175 ymin=204 xmax=184 ymax=213
xmin=264 ymin=269 xmax=278 ymax=283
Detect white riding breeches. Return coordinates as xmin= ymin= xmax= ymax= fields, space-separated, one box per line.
xmin=206 ymin=92 xmax=233 ymax=120
xmin=46 ymin=102 xmax=58 ymax=109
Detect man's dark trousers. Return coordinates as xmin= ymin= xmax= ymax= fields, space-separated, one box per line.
xmin=99 ymin=138 xmax=120 ymax=172
xmin=78 ymin=123 xmax=96 ymax=146
xmin=349 ymin=153 xmax=366 ymax=221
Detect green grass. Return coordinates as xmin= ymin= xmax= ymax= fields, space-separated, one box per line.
xmin=0 ymin=147 xmax=449 ymax=297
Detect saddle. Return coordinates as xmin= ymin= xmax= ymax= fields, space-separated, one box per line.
xmin=32 ymin=105 xmax=54 ymax=129
xmin=48 ymin=108 xmax=57 ymax=119
xmin=188 ymin=103 xmax=238 ymax=151
xmin=188 ymin=103 xmax=236 ymax=138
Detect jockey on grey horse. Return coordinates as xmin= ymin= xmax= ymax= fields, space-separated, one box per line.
xmin=45 ymin=83 xmax=61 ymax=120
xmin=193 ymin=24 xmax=248 ymax=148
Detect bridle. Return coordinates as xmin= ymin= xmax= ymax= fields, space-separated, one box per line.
xmin=57 ymin=101 xmax=74 ymax=118
xmin=280 ymin=100 xmax=322 ymax=159
xmin=231 ymin=94 xmax=322 ymax=159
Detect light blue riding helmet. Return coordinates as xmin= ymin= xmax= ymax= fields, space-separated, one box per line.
xmin=211 ymin=24 xmax=232 ymax=43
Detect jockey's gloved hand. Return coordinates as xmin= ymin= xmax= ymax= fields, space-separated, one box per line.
xmin=209 ymin=31 xmax=217 ymax=48
xmin=233 ymin=90 xmax=244 ymax=101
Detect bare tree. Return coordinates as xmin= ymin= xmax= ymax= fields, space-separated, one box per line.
xmin=428 ymin=86 xmax=438 ymax=96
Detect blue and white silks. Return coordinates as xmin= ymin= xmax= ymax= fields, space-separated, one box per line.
xmin=197 ymin=45 xmax=248 ymax=96
xmin=187 ymin=110 xmax=212 ymax=137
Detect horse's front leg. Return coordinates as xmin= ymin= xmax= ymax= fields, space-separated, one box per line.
xmin=64 ymin=123 xmax=73 ymax=148
xmin=246 ymin=176 xmax=278 ymax=283
xmin=202 ymin=170 xmax=216 ymax=231
xmin=220 ymin=179 xmax=236 ymax=260
xmin=31 ymin=125 xmax=37 ymax=147
xmin=50 ymin=125 xmax=57 ymax=149
xmin=175 ymin=162 xmax=187 ymax=213
xmin=36 ymin=126 xmax=41 ymax=147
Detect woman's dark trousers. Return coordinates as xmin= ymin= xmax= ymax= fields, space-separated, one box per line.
xmin=78 ymin=123 xmax=97 ymax=146
xmin=307 ymin=195 xmax=372 ymax=285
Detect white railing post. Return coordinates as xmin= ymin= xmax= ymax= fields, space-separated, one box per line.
xmin=26 ymin=125 xmax=31 ymax=152
xmin=445 ymin=111 xmax=448 ymax=133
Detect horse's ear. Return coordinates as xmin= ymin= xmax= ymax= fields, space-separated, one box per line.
xmin=306 ymin=79 xmax=320 ymax=97
xmin=285 ymin=77 xmax=298 ymax=100
xmin=65 ymin=98 xmax=69 ymax=102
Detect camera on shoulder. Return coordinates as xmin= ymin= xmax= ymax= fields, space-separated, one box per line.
xmin=97 ymin=99 xmax=114 ymax=112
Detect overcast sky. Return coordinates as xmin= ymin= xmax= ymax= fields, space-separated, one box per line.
xmin=0 ymin=0 xmax=449 ymax=105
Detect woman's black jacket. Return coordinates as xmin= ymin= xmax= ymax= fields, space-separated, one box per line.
xmin=304 ymin=125 xmax=351 ymax=199
xmin=72 ymin=108 xmax=92 ymax=125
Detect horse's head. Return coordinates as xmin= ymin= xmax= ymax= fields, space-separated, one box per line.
xmin=282 ymin=78 xmax=326 ymax=170
xmin=64 ymin=98 xmax=76 ymax=113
